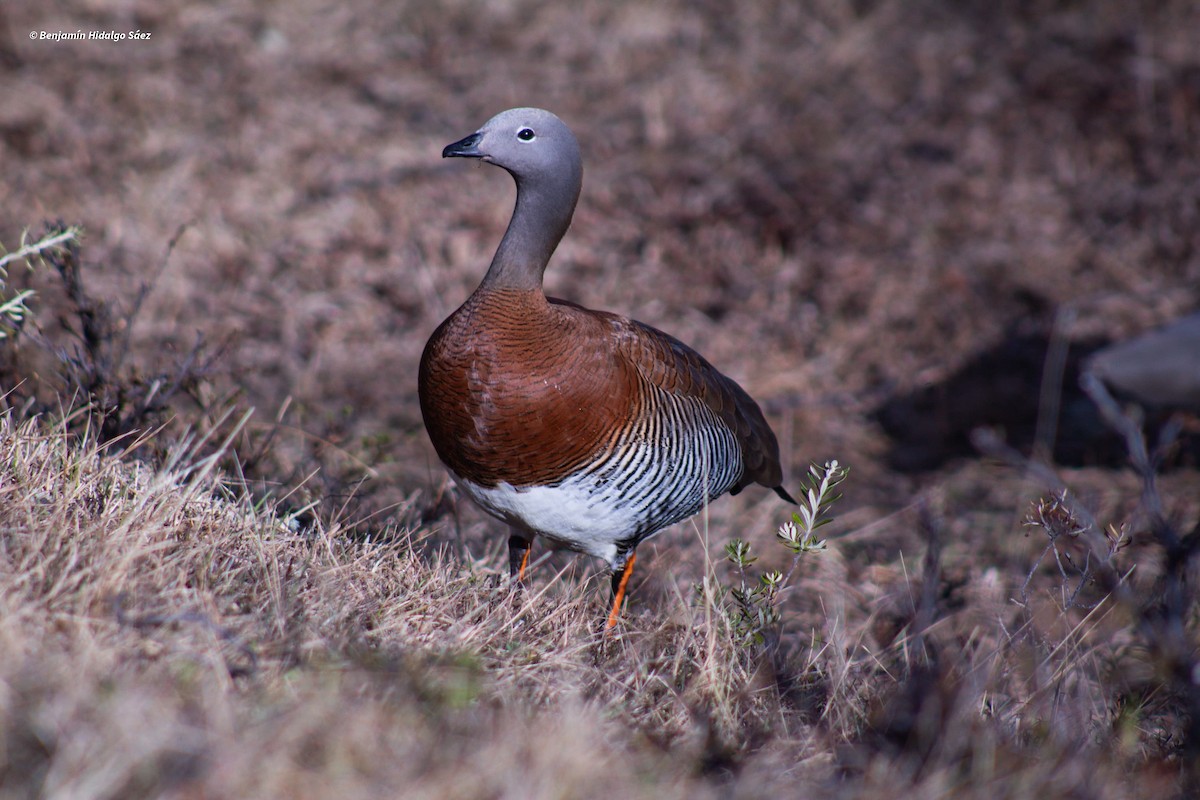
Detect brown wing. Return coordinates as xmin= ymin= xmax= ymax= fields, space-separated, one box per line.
xmin=581 ymin=303 xmax=792 ymax=500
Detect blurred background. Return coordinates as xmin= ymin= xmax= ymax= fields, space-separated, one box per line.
xmin=2 ymin=0 xmax=1198 ymax=565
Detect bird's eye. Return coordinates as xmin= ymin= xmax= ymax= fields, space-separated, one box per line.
xmin=517 ymin=128 xmax=536 ymax=142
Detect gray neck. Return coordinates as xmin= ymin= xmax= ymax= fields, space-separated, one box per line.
xmin=481 ymin=166 xmax=582 ymax=291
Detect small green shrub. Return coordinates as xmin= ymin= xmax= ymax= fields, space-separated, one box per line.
xmin=0 ymin=226 xmax=81 ymax=339
xmin=722 ymin=460 xmax=846 ymax=648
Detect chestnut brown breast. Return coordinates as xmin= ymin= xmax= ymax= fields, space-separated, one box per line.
xmin=419 ymin=288 xmax=637 ymax=489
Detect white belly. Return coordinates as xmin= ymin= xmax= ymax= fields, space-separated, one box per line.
xmin=453 ymin=471 xmax=640 ymax=567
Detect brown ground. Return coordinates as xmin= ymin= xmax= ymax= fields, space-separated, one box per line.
xmin=2 ymin=0 xmax=1199 ymax=797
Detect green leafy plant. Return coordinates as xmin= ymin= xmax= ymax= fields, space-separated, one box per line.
xmin=722 ymin=460 xmax=846 ymax=648
xmin=0 ymin=226 xmax=81 ymax=339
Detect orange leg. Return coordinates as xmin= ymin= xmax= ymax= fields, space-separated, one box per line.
xmin=508 ymin=534 xmax=533 ymax=584
xmin=518 ymin=547 xmax=531 ymax=582
xmin=605 ymin=550 xmax=638 ymax=631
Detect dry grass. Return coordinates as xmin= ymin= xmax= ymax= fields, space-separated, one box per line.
xmin=1 ymin=0 xmax=1199 ymax=796
xmin=1 ymin=410 xmax=1195 ymax=797
xmin=0 ymin=413 xmax=748 ymax=798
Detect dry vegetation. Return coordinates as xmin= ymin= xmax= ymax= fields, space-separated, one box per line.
xmin=1 ymin=0 xmax=1199 ymax=797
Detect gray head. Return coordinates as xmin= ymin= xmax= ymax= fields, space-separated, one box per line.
xmin=443 ymin=107 xmax=583 ymax=191
xmin=443 ymin=108 xmax=584 ymax=289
